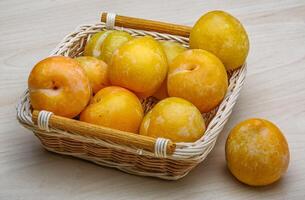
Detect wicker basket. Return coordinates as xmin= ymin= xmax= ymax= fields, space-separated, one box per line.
xmin=17 ymin=12 xmax=247 ymax=180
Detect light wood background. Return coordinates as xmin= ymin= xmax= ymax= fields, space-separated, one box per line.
xmin=1 ymin=0 xmax=305 ymax=199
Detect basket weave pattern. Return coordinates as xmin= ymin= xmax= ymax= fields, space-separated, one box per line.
xmin=17 ymin=22 xmax=246 ymax=180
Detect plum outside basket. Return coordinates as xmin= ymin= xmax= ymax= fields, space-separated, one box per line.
xmin=16 ymin=12 xmax=247 ymax=180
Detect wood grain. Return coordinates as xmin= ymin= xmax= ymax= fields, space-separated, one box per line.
xmin=1 ymin=0 xmax=305 ymax=199
xmin=101 ymin=12 xmax=192 ymax=37
xmin=31 ymin=110 xmax=176 ymax=154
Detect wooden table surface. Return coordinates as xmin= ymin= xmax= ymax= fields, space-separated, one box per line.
xmin=1 ymin=0 xmax=305 ymax=199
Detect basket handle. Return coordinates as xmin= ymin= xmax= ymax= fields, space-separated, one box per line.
xmin=100 ymin=12 xmax=192 ymax=37
xmin=32 ymin=110 xmax=176 ymax=156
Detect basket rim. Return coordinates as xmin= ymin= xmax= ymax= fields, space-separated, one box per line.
xmin=16 ymin=22 xmax=247 ymax=161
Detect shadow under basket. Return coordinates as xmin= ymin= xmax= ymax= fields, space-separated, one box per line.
xmin=16 ymin=12 xmax=247 ymax=180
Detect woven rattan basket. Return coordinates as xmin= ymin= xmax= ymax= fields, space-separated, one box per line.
xmin=17 ymin=12 xmax=247 ymax=180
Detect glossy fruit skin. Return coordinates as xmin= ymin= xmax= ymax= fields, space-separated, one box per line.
xmin=100 ymin=31 xmax=132 ymax=64
xmin=75 ymin=56 xmax=109 ymax=94
xmin=153 ymin=41 xmax=187 ymax=100
xmin=152 ymin=80 xmax=168 ymax=100
xmin=160 ymin=40 xmax=187 ymax=64
xmin=109 ymin=36 xmax=168 ymax=97
xmin=80 ymin=86 xmax=144 ymax=133
xmin=139 ymin=97 xmax=205 ymax=143
xmin=226 ymin=119 xmax=290 ymax=186
xmin=190 ymin=10 xmax=249 ymax=70
xmin=84 ymin=31 xmax=113 ymax=59
xmin=167 ymin=49 xmax=228 ymax=113
xmin=28 ymin=56 xmax=91 ymax=118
